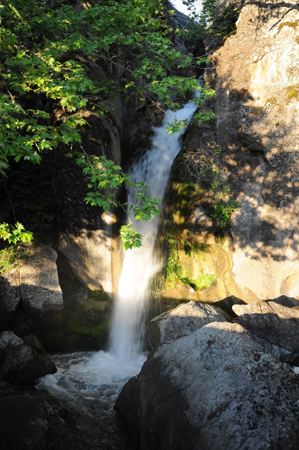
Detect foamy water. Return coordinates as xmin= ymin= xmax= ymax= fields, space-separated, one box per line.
xmin=36 ymin=351 xmax=146 ymax=419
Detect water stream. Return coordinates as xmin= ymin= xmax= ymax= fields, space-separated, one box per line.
xmin=109 ymin=99 xmax=201 ymax=362
xmin=37 ymin=95 xmax=200 ymax=419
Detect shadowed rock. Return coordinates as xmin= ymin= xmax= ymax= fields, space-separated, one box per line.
xmin=232 ymin=299 xmax=299 ymax=364
xmin=0 ymin=331 xmax=56 ymax=384
xmin=0 ymin=268 xmax=21 ymax=324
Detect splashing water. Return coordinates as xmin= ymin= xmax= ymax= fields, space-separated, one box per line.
xmin=37 ymin=90 xmax=200 ymax=419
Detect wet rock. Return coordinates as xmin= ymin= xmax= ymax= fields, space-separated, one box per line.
xmin=0 ymin=330 xmax=56 ymax=384
xmin=116 ymin=321 xmax=299 ymax=450
xmin=232 ymin=299 xmax=299 ymax=364
xmin=147 ymin=301 xmax=227 ymax=349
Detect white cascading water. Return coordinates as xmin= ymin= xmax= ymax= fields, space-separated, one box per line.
xmin=109 ymin=96 xmax=201 ymax=361
xmin=36 ymin=92 xmax=200 ymax=418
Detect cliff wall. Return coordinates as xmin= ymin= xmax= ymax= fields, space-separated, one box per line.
xmin=161 ymin=0 xmax=299 ymax=306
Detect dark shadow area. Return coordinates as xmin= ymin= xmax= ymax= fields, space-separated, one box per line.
xmin=0 ymin=274 xmax=111 ymax=352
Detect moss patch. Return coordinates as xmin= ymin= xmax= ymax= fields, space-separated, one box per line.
xmin=63 ymin=293 xmax=112 ymax=351
xmin=164 ymin=234 xmax=216 ymax=291
xmin=287 ymin=85 xmax=299 ymax=102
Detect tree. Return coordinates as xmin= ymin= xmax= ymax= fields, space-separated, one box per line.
xmin=0 ymin=0 xmax=211 ymax=248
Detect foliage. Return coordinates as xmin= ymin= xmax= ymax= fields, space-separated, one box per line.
xmin=166 ymin=84 xmax=216 ymax=134
xmin=183 ymin=239 xmax=208 ymax=257
xmin=0 ymin=244 xmax=28 ymax=274
xmin=179 ymin=143 xmax=240 ymax=230
xmin=209 ymin=165 xmax=240 ymax=229
xmin=75 ymin=152 xmax=160 ymax=249
xmin=0 ymin=246 xmax=17 ymax=273
xmin=180 ymin=271 xmax=216 ymax=291
xmin=180 ymin=1 xmax=240 ymax=43
xmin=120 ymin=223 xmax=143 ymax=250
xmin=177 ymin=0 xmax=218 ymax=26
xmin=164 ymin=233 xmax=214 ymax=290
xmin=0 ymin=0 xmax=217 ymax=249
xmin=211 ymin=199 xmax=240 ymax=229
xmin=164 ymin=234 xmax=181 ymax=281
xmin=208 ymin=4 xmax=241 ymax=39
xmin=0 ymin=222 xmax=33 ymax=244
xmin=200 ymin=0 xmax=219 ymax=26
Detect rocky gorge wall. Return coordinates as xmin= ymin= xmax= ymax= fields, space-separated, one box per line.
xmin=1 ymin=0 xmax=299 ymax=351
xmin=159 ymin=0 xmax=299 ymax=307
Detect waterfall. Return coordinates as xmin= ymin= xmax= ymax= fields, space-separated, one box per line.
xmin=37 ymin=86 xmax=201 ymax=420
xmin=109 ymin=93 xmax=201 ymax=362
xmin=36 ymin=0 xmax=204 ymax=426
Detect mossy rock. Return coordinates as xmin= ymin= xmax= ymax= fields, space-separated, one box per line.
xmin=63 ymin=291 xmax=112 ymax=351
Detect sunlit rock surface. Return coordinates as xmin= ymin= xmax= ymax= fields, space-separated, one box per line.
xmin=214 ymin=0 xmax=299 ymax=300
xmin=162 ymin=0 xmax=299 ymax=304
xmin=116 ymin=322 xmax=299 ymax=450
xmin=147 ymin=301 xmax=227 ymax=349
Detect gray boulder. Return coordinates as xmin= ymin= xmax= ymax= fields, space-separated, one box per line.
xmin=147 ymin=301 xmax=227 ymax=349
xmin=116 ymin=322 xmax=299 ymax=450
xmin=0 ymin=330 xmax=56 ymax=384
xmin=232 ymin=300 xmax=299 ymax=364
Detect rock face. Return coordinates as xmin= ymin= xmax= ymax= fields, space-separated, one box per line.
xmin=215 ymin=0 xmax=299 ymax=301
xmin=232 ymin=299 xmax=299 ymax=364
xmin=147 ymin=301 xmax=227 ymax=348
xmin=116 ymin=321 xmax=299 ymax=450
xmin=160 ymin=0 xmax=299 ymax=304
xmin=19 ymin=245 xmax=65 ymax=350
xmin=0 ymin=244 xmax=112 ymax=351
xmin=0 ymin=331 xmax=56 ymax=384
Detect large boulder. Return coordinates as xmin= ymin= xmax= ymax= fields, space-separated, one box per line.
xmin=116 ymin=322 xmax=299 ymax=450
xmin=232 ymin=299 xmax=299 ymax=364
xmin=147 ymin=301 xmax=227 ymax=349
xmin=0 ymin=331 xmax=56 ymax=384
xmin=19 ymin=245 xmax=65 ymax=350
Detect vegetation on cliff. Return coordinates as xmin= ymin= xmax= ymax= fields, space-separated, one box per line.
xmin=0 ymin=0 xmax=212 ymax=251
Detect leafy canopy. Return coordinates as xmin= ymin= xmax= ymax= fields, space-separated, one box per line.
xmin=0 ymin=0 xmax=213 ymax=249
